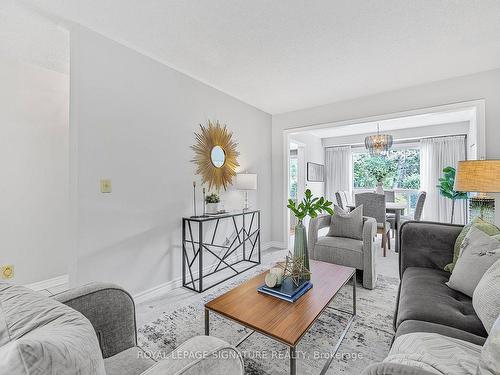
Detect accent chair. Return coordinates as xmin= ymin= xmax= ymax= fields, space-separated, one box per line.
xmin=308 ymin=214 xmax=377 ymax=289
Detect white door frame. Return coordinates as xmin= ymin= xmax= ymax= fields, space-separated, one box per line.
xmin=287 ymin=139 xmax=306 ymax=237
xmin=282 ymin=99 xmax=486 ymax=248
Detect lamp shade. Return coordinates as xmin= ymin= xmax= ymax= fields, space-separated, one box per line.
xmin=455 ymin=160 xmax=500 ymax=192
xmin=235 ymin=173 xmax=257 ymax=190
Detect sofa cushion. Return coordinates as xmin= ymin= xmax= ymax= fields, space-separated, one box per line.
xmin=396 ymin=267 xmax=487 ymax=338
xmin=104 ymin=346 xmax=155 ymax=375
xmin=0 ymin=282 xmax=105 ymax=375
xmin=314 ymin=236 xmax=363 ymax=268
xmin=395 ymin=320 xmax=486 ymax=346
xmin=383 ymin=332 xmax=482 ymax=375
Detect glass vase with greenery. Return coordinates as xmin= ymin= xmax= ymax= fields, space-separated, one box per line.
xmin=364 ymin=156 xmax=396 ymax=192
xmin=287 ymin=189 xmax=334 ymax=279
xmin=436 ymin=166 xmax=467 ymax=223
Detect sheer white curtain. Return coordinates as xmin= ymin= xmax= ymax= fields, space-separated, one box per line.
xmin=325 ymin=146 xmax=352 ymax=204
xmin=420 ymin=136 xmax=466 ymax=224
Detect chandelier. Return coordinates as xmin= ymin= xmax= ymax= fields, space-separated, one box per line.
xmin=364 ymin=123 xmax=393 ymax=156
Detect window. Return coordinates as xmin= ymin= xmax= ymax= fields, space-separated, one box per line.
xmin=353 ymin=146 xmax=420 ymax=215
xmin=353 ymin=147 xmax=420 ymax=189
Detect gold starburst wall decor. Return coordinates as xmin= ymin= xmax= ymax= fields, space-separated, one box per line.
xmin=191 ymin=120 xmax=240 ymax=191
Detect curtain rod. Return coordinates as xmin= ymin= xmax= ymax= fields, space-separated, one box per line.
xmin=324 ymin=133 xmax=468 ymax=149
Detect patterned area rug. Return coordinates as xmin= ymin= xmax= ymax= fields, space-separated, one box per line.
xmin=138 ymin=267 xmax=399 ymax=374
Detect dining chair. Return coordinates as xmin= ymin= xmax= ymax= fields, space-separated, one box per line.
xmin=384 ymin=190 xmax=396 ymax=236
xmin=387 ymin=191 xmax=427 ymax=229
xmin=384 ymin=190 xmax=395 ymax=202
xmin=355 ymin=192 xmax=391 ymax=256
xmin=335 ymin=191 xmax=353 ymax=210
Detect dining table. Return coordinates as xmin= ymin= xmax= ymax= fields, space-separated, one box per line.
xmin=347 ymin=202 xmax=406 ymax=253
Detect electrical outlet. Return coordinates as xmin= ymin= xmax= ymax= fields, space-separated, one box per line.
xmin=1 ymin=265 xmax=14 ymax=280
xmin=100 ymin=179 xmax=112 ymax=193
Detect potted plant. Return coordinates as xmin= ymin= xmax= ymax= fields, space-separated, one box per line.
xmin=436 ymin=166 xmax=468 ymax=223
xmin=205 ymin=193 xmax=221 ymax=214
xmin=287 ymin=189 xmax=334 ymax=279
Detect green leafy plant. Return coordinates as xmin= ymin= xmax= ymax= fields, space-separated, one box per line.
xmin=436 ymin=166 xmax=468 ymax=224
xmin=365 ymin=156 xmax=397 ymax=184
xmin=287 ymin=189 xmax=334 ymax=222
xmin=205 ymin=193 xmax=220 ymax=203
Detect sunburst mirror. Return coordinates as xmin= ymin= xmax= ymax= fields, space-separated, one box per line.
xmin=191 ymin=120 xmax=239 ymax=190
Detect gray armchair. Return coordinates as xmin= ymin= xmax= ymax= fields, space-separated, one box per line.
xmin=55 ymin=283 xmax=244 ymax=375
xmin=308 ymin=214 xmax=377 ymax=289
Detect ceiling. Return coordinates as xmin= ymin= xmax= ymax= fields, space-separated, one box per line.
xmin=1 ymin=1 xmax=69 ymax=74
xmin=305 ymin=108 xmax=476 ymax=139
xmin=22 ymin=0 xmax=500 ymax=114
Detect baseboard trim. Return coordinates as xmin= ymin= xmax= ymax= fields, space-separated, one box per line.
xmin=25 ymin=274 xmax=69 ymax=292
xmin=135 ymin=242 xmax=283 ymax=304
xmin=263 ymin=241 xmax=287 ymax=250
xmin=134 ymin=277 xmax=182 ymax=305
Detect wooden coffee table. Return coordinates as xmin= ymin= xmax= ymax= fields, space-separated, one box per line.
xmin=204 ymin=260 xmax=356 ymax=374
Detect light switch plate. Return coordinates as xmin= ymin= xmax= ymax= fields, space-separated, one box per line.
xmin=100 ymin=179 xmax=112 ymax=193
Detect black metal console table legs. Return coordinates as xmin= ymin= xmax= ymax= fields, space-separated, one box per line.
xmin=182 ymin=210 xmax=261 ymax=293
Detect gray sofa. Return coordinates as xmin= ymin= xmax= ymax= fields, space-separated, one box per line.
xmin=55 ymin=283 xmax=245 ymax=375
xmin=362 ymin=221 xmax=488 ymax=375
xmin=308 ymin=214 xmax=377 ymax=289
xmin=0 ymin=281 xmax=244 ymax=375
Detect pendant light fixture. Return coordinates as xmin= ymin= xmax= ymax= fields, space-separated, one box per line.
xmin=364 ymin=123 xmax=393 ymax=156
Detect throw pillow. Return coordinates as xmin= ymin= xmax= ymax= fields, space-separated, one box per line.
xmin=326 ymin=205 xmax=363 ymax=240
xmin=473 ymin=259 xmax=500 ymax=334
xmin=0 ymin=282 xmax=106 ymax=375
xmin=444 ymin=217 xmax=500 ymax=272
xmin=383 ymin=332 xmax=481 ymax=375
xmin=446 ymin=226 xmax=500 ymax=297
xmin=477 ymin=315 xmax=500 ymax=375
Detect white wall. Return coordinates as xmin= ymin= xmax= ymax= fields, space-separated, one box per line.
xmin=0 ymin=58 xmax=70 ymax=285
xmin=289 ymin=133 xmax=325 ymax=199
xmin=70 ymin=26 xmax=272 ymax=295
xmin=0 ymin=2 xmax=70 ymax=285
xmin=272 ymin=69 xmax=500 ymax=243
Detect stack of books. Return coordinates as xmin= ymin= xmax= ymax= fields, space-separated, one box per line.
xmin=257 ymin=278 xmax=313 ymax=303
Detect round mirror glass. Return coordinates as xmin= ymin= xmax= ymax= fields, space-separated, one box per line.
xmin=211 ymin=146 xmax=225 ymax=168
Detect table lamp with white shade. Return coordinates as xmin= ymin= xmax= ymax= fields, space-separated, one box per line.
xmin=455 ymin=160 xmax=500 ymax=222
xmin=235 ymin=173 xmax=257 ymax=210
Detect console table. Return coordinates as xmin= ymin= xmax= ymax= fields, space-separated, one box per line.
xmin=182 ymin=210 xmax=261 ymax=293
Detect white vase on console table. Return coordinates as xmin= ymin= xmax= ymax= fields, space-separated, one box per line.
xmin=206 ymin=202 xmax=220 ymax=214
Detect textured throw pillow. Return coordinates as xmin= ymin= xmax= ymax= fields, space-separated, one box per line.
xmin=445 ymin=217 xmax=500 ymax=272
xmin=383 ymin=332 xmax=481 ymax=375
xmin=326 ymin=205 xmax=363 ymax=240
xmin=0 ymin=282 xmax=106 ymax=375
xmin=446 ymin=226 xmax=500 ymax=297
xmin=473 ymin=259 xmax=500 ymax=334
xmin=477 ymin=315 xmax=500 ymax=375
